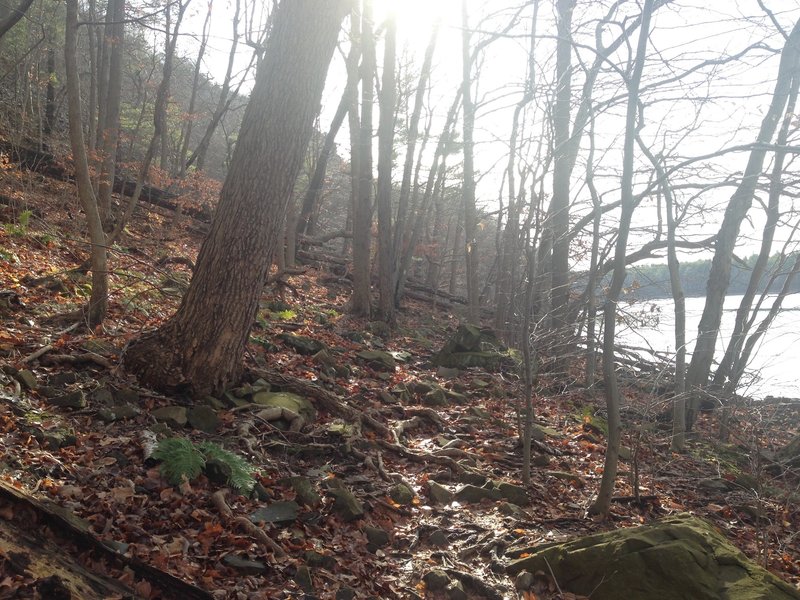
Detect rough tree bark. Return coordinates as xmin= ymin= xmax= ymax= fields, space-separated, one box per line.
xmin=0 ymin=0 xmax=35 ymax=40
xmin=123 ymin=0 xmax=348 ymax=397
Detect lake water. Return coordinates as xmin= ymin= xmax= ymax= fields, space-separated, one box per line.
xmin=615 ymin=293 xmax=800 ymax=399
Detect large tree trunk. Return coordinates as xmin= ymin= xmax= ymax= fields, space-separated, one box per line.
xmin=685 ymin=18 xmax=800 ymax=429
xmin=123 ymin=0 xmax=347 ymax=397
xmin=0 ymin=0 xmax=35 ymax=40
xmin=65 ymin=0 xmax=107 ymax=328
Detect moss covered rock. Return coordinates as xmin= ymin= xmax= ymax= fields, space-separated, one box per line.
xmin=506 ymin=514 xmax=799 ymax=600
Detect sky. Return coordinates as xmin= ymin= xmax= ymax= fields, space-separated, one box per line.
xmin=174 ymin=0 xmax=800 ymax=264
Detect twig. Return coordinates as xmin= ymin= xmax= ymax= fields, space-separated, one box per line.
xmin=210 ymin=489 xmax=286 ymax=558
xmin=21 ymin=344 xmax=53 ymax=364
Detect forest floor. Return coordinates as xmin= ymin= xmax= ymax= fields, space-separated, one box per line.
xmin=0 ymin=169 xmax=799 ymax=599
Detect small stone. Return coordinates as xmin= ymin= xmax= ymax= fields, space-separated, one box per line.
xmin=92 ymin=387 xmax=114 ymax=405
xmin=96 ymin=404 xmax=139 ymax=423
xmin=458 ymin=472 xmax=488 ymax=486
xmin=428 ymin=481 xmax=454 ymax=505
xmin=515 ymin=570 xmax=535 ymax=591
xmin=279 ymin=334 xmax=325 ymax=356
xmin=532 ymin=454 xmax=550 ymax=467
xmin=618 ymin=446 xmax=633 ymax=461
xmin=151 ymin=406 xmax=187 ymax=428
xmin=423 ymin=388 xmax=448 ymax=407
xmin=330 ymin=486 xmax=364 ymax=521
xmin=294 ymin=565 xmax=314 ymax=593
xmin=250 ymin=501 xmax=300 ymax=525
xmin=187 ymin=405 xmax=219 ymax=433
xmin=436 ymin=367 xmax=460 ymax=378
xmin=222 ymin=554 xmax=267 ymax=575
xmin=422 ymin=569 xmax=450 ymax=592
xmin=16 ymin=369 xmax=37 ymax=390
xmin=389 ymin=483 xmax=415 ymax=505
xmin=498 ymin=501 xmax=529 ymax=518
xmin=698 ymin=478 xmax=733 ymax=493
xmin=81 ymin=339 xmax=117 ymax=356
xmin=47 ymin=390 xmax=86 ymax=409
xmin=114 ymin=387 xmax=139 ymax=405
xmin=497 ymin=482 xmax=529 ymax=506
xmin=429 ymin=529 xmax=448 ymax=547
xmin=305 ymin=550 xmax=336 ymax=570
xmin=288 ymin=476 xmax=322 ymax=508
xmin=364 ymin=525 xmax=390 ymax=549
xmin=251 ymin=482 xmax=271 ymax=502
xmin=446 ymin=579 xmax=467 ymax=600
xmin=335 ymin=587 xmax=355 ymax=600
xmin=203 ymin=395 xmax=226 ymax=410
xmin=48 ymin=372 xmax=77 ymax=386
xmin=36 ymin=385 xmax=60 ymax=398
xmin=39 ymin=429 xmax=76 ymax=450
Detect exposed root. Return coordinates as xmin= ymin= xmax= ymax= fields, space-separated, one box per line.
xmin=210 ymin=489 xmax=286 ymax=559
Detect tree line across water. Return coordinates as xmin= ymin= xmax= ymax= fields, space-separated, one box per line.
xmin=624 ymin=254 xmax=800 ymax=300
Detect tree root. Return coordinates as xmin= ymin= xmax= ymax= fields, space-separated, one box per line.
xmin=210 ymin=489 xmax=286 ymax=559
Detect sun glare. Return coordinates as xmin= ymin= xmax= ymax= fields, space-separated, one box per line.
xmin=374 ymin=0 xmax=460 ymax=53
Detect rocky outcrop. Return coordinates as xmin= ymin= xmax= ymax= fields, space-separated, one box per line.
xmin=507 ymin=514 xmax=799 ymax=600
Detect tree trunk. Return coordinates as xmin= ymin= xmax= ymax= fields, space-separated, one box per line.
xmin=96 ymin=0 xmax=124 ymax=227
xmin=550 ymin=0 xmax=576 ymax=363
xmin=588 ymin=0 xmax=653 ymax=519
xmin=685 ymin=17 xmax=800 ymax=429
xmin=350 ymin=0 xmax=375 ymax=317
xmin=376 ymin=15 xmax=397 ymax=325
xmin=0 ymin=0 xmax=35 ymax=40
xmin=65 ymin=0 xmax=107 ymax=328
xmin=461 ymin=0 xmax=480 ymax=323
xmin=123 ymin=0 xmax=347 ymax=397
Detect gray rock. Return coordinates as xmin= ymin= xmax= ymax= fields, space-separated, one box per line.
xmin=288 ymin=476 xmax=321 ymax=508
xmin=389 ymin=483 xmax=415 ymax=505
xmin=497 ymin=482 xmax=529 ymax=506
xmin=364 ymin=525 xmax=390 ymax=548
xmin=294 ymin=565 xmax=314 ymax=593
xmin=305 ymin=550 xmax=336 ymax=570
xmin=222 ymin=554 xmax=267 ymax=575
xmin=48 ymin=372 xmax=77 ymax=386
xmin=36 ymin=385 xmax=59 ymax=398
xmin=446 ymin=579 xmax=467 ymax=600
xmin=92 ymin=387 xmax=114 ymax=405
xmin=458 ymin=472 xmax=488 ymax=486
xmin=618 ymin=446 xmax=633 ymax=461
xmin=698 ymin=477 xmax=734 ymax=493
xmin=250 ymin=501 xmax=300 ymax=525
xmin=97 ymin=404 xmax=140 ymax=423
xmin=152 ymin=406 xmax=188 ymax=428
xmin=330 ymin=486 xmax=364 ymax=522
xmin=454 ymin=484 xmax=502 ymax=504
xmin=429 ymin=529 xmax=448 ymax=547
xmin=498 ymin=502 xmax=529 ymax=518
xmin=16 ymin=369 xmax=37 ymax=390
xmin=336 ymin=587 xmax=355 ymax=600
xmin=279 ymin=333 xmax=325 ymax=355
xmin=47 ymin=390 xmax=86 ymax=409
xmin=81 ymin=339 xmax=117 ymax=356
xmin=114 ymin=387 xmax=139 ymax=405
xmin=514 ymin=570 xmax=535 ymax=591
xmin=428 ymin=481 xmax=454 ymax=505
xmin=436 ymin=366 xmax=460 ymax=378
xmin=422 ymin=569 xmax=450 ymax=592
xmin=39 ymin=429 xmax=76 ymax=449
xmin=423 ymin=388 xmax=449 ymax=406
xmin=187 ymin=405 xmax=219 ymax=433
xmin=355 ymin=350 xmax=396 ymax=372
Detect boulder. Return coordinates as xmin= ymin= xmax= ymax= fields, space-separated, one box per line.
xmin=497 ymin=482 xmax=529 ymax=506
xmin=47 ymin=390 xmax=86 ymax=409
xmin=250 ymin=501 xmax=300 ymax=525
xmin=432 ymin=325 xmax=515 ymax=371
xmin=389 ymin=483 xmax=415 ymax=506
xmin=506 ymin=514 xmax=800 ymax=600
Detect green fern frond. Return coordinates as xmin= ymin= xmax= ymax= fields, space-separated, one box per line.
xmin=152 ymin=437 xmax=205 ymax=486
xmin=198 ymin=441 xmax=256 ymax=494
